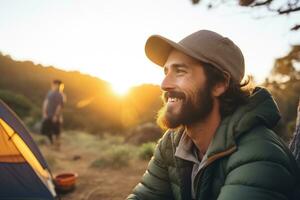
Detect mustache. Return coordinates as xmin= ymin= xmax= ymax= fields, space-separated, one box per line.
xmin=163 ymin=91 xmax=186 ymax=102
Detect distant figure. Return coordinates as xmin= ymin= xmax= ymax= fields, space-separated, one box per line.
xmin=41 ymin=79 xmax=66 ymax=149
xmin=290 ymin=98 xmax=300 ymax=167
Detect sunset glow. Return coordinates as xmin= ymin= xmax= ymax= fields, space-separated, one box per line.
xmin=111 ymin=83 xmax=131 ymax=96
xmin=0 ymin=1 xmax=299 ymax=87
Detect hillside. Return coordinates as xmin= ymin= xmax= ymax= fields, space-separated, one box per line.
xmin=0 ymin=53 xmax=162 ymax=134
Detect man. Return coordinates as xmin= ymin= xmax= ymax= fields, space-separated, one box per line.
xmin=127 ymin=30 xmax=299 ymax=200
xmin=41 ymin=79 xmax=66 ymax=149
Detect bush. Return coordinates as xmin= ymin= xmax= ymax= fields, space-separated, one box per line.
xmin=0 ymin=90 xmax=36 ymax=118
xmin=127 ymin=122 xmax=162 ymax=145
xmin=90 ymin=145 xmax=132 ymax=169
xmin=138 ymin=142 xmax=156 ymax=160
xmin=0 ymin=90 xmax=41 ymax=129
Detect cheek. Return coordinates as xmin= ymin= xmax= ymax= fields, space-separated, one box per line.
xmin=183 ymin=83 xmax=202 ymax=104
xmin=178 ymin=72 xmax=206 ymax=103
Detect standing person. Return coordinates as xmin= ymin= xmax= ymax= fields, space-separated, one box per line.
xmin=41 ymin=79 xmax=66 ymax=150
xmin=127 ymin=30 xmax=299 ymax=200
xmin=290 ymin=98 xmax=300 ymax=167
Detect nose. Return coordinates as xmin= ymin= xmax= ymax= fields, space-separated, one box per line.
xmin=161 ymin=72 xmax=175 ymax=92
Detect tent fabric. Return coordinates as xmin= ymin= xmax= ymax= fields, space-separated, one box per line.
xmin=0 ymin=118 xmax=50 ymax=178
xmin=0 ymin=163 xmax=54 ymax=200
xmin=0 ymin=99 xmax=56 ymax=199
xmin=0 ymin=100 xmax=48 ymax=168
xmin=0 ymin=121 xmax=25 ymax=162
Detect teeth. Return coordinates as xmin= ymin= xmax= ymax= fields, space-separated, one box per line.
xmin=168 ymin=97 xmax=181 ymax=102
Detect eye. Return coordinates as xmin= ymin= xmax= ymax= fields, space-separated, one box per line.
xmin=175 ymin=67 xmax=186 ymax=74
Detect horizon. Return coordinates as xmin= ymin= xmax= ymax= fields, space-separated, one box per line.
xmin=0 ymin=0 xmax=299 ymax=93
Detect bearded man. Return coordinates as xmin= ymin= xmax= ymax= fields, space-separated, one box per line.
xmin=127 ymin=30 xmax=299 ymax=200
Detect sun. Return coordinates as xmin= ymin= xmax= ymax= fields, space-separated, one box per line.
xmin=111 ymin=83 xmax=131 ymax=96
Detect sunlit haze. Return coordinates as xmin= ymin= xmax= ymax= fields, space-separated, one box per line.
xmin=0 ymin=0 xmax=299 ymax=91
xmin=111 ymin=83 xmax=130 ymax=96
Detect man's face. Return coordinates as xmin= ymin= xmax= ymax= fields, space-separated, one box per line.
xmin=51 ymin=83 xmax=60 ymax=91
xmin=157 ymin=50 xmax=213 ymax=129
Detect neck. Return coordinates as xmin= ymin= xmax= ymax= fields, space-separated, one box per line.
xmin=185 ymin=99 xmax=221 ymax=155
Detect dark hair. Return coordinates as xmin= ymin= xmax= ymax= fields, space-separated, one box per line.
xmin=52 ymin=79 xmax=63 ymax=85
xmin=202 ymin=62 xmax=253 ymax=118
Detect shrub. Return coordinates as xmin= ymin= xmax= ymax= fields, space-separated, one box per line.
xmin=90 ymin=145 xmax=132 ymax=169
xmin=138 ymin=142 xmax=156 ymax=160
xmin=0 ymin=90 xmax=41 ymax=129
xmin=127 ymin=122 xmax=162 ymax=145
xmin=0 ymin=90 xmax=35 ymax=118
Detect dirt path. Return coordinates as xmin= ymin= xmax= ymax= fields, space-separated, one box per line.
xmin=63 ymin=163 xmax=147 ymax=200
xmin=37 ymin=133 xmax=148 ymax=200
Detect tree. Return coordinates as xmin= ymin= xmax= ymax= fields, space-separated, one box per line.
xmin=191 ymin=0 xmax=300 ymax=31
xmin=264 ymin=46 xmax=300 ymax=140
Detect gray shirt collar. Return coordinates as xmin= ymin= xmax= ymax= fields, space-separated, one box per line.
xmin=175 ymin=131 xmax=203 ymax=164
xmin=174 ymin=131 xmax=210 ymax=199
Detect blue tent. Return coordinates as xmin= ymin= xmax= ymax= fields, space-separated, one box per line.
xmin=0 ymin=99 xmax=56 ymax=199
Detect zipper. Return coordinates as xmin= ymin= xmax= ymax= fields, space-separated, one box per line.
xmin=194 ymin=146 xmax=237 ymax=200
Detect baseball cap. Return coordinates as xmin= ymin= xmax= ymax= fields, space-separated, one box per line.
xmin=145 ymin=30 xmax=245 ymax=83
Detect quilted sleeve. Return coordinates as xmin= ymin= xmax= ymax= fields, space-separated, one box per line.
xmin=127 ymin=132 xmax=174 ymax=200
xmin=217 ymin=128 xmax=298 ymax=200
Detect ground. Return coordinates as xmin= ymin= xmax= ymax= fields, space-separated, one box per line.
xmin=35 ymin=131 xmax=149 ymax=200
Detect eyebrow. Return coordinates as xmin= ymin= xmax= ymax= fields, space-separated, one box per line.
xmin=164 ymin=63 xmax=189 ymax=71
xmin=172 ymin=63 xmax=188 ymax=69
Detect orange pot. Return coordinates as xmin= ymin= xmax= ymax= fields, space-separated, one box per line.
xmin=54 ymin=173 xmax=78 ymax=193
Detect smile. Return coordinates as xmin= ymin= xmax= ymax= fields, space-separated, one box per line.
xmin=168 ymin=97 xmax=183 ymax=103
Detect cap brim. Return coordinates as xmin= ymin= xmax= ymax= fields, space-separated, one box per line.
xmin=145 ymin=35 xmax=191 ymax=67
xmin=145 ymin=33 xmax=235 ymax=81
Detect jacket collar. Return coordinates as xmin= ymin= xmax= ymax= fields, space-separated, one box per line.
xmin=172 ymin=87 xmax=281 ymax=162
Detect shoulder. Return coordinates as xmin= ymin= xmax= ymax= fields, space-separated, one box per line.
xmin=154 ymin=129 xmax=182 ymax=164
xmin=156 ymin=130 xmax=174 ymax=154
xmin=157 ymin=129 xmax=183 ymax=151
xmin=228 ymin=126 xmax=296 ymax=172
xmin=224 ymin=126 xmax=298 ymax=194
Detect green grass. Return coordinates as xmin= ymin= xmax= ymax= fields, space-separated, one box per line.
xmin=33 ymin=130 xmax=158 ymax=170
xmin=138 ymin=142 xmax=156 ymax=160
xmin=90 ymin=145 xmax=133 ymax=168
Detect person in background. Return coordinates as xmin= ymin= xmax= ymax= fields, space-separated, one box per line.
xmin=41 ymin=79 xmax=66 ymax=150
xmin=127 ymin=30 xmax=299 ymax=200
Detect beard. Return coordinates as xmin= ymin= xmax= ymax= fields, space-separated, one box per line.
xmin=157 ymin=83 xmax=213 ymax=129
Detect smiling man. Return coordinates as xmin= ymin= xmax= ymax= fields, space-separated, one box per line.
xmin=127 ymin=30 xmax=299 ymax=200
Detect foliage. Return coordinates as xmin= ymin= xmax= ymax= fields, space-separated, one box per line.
xmin=269 ymin=45 xmax=300 ymax=82
xmin=264 ymin=45 xmax=300 ymax=141
xmin=0 ymin=89 xmax=41 ymax=128
xmin=90 ymin=145 xmax=132 ymax=168
xmin=0 ymin=53 xmax=162 ymax=134
xmin=0 ymin=89 xmax=36 ymax=118
xmin=138 ymin=142 xmax=156 ymax=160
xmin=126 ymin=122 xmax=162 ymax=145
xmin=49 ymin=131 xmax=136 ymax=168
xmin=191 ymin=0 xmax=300 ymax=31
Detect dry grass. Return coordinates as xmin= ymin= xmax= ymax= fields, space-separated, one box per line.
xmin=32 ymin=131 xmax=150 ymax=200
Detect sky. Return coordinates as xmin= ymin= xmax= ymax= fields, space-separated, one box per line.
xmin=0 ymin=0 xmax=299 ymax=92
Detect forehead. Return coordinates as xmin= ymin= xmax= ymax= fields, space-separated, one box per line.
xmin=164 ymin=49 xmax=201 ymax=68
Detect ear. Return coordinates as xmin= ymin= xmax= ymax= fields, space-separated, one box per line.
xmin=212 ymin=76 xmax=229 ymax=97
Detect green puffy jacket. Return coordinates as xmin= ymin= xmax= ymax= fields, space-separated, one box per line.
xmin=127 ymin=88 xmax=299 ymax=200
